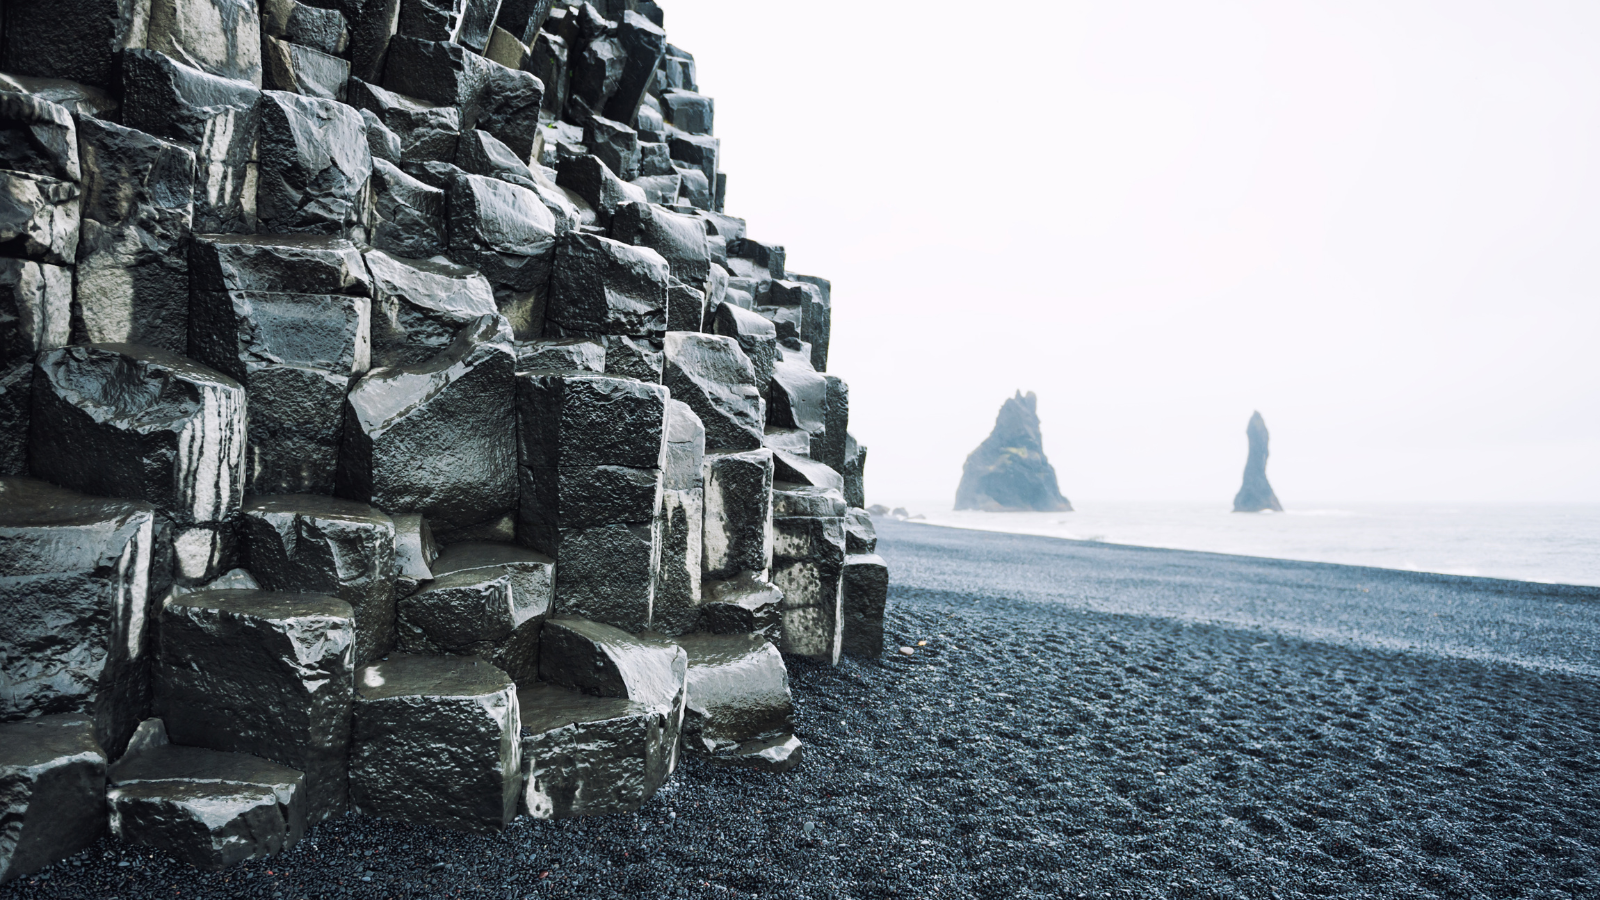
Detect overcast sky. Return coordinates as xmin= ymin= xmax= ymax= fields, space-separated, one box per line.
xmin=665 ymin=0 xmax=1600 ymax=506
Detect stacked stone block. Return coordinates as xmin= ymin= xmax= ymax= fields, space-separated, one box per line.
xmin=0 ymin=0 xmax=885 ymax=880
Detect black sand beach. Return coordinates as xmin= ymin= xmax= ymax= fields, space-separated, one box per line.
xmin=5 ymin=519 xmax=1597 ymax=899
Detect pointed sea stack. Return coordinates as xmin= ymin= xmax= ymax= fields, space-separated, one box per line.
xmin=1232 ymin=411 xmax=1283 ymax=512
xmin=954 ymin=391 xmax=1072 ymax=512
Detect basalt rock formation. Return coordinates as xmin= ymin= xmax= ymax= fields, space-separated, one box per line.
xmin=1232 ymin=410 xmax=1283 ymax=512
xmin=954 ymin=391 xmax=1072 ymax=512
xmin=0 ymin=0 xmax=886 ymax=881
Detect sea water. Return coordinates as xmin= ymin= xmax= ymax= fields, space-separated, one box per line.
xmin=896 ymin=501 xmax=1600 ymax=587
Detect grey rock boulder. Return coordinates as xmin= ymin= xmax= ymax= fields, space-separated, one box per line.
xmin=583 ymin=115 xmax=638 ymax=180
xmin=446 ymin=171 xmax=558 ymax=338
xmin=349 ymin=79 xmax=462 ymax=163
xmin=844 ymin=507 xmax=876 ymax=554
xmin=673 ymin=633 xmax=795 ymax=768
xmin=532 ymin=523 xmax=657 ymax=631
xmin=189 ymin=232 xmax=372 ymax=296
xmin=517 ymin=682 xmax=670 ymax=818
xmin=650 ymin=487 xmax=702 ymax=636
xmin=339 ymin=314 xmax=518 ymax=542
xmin=954 ymin=390 xmax=1072 ymax=512
xmin=188 ymin=288 xmax=371 ymax=497
xmin=1233 ymin=411 xmax=1284 ymax=513
xmin=538 ymin=616 xmax=685 ymax=784
xmin=261 ymin=0 xmax=350 ymax=55
xmin=73 ymin=116 xmax=197 ymax=354
xmin=257 ymin=90 xmax=374 ymax=236
xmin=368 ymin=158 xmax=448 ymax=258
xmin=712 ymin=303 xmax=776 ymax=401
xmin=351 ymin=654 xmax=521 ymax=833
xmin=553 ymin=153 xmax=646 ymax=226
xmin=121 ymin=49 xmax=260 ymax=234
xmin=699 ymin=573 xmax=782 ymax=644
xmin=841 ymin=553 xmax=888 ymax=659
xmin=597 ymin=335 xmax=662 ymax=383
xmin=766 ymin=354 xmax=828 ymax=444
xmin=515 ymin=370 xmax=666 ymax=469
xmin=397 ymin=541 xmax=553 ymax=682
xmin=544 ymin=230 xmax=668 ymax=337
xmin=659 ymin=89 xmax=712 ymax=135
xmin=0 ymin=91 xmax=79 ymax=181
xmin=601 ymin=11 xmax=665 ymax=126
xmin=261 ymin=37 xmax=350 ymax=101
xmin=0 ymin=170 xmax=80 ymax=265
xmin=611 ymin=200 xmax=710 ymax=292
xmin=772 ymin=514 xmax=845 ymax=665
xmin=366 ymin=249 xmax=498 ymax=368
xmin=0 ymin=715 xmax=106 ymax=885
xmin=240 ymin=495 xmax=398 ymax=665
xmin=771 ymin=449 xmax=843 ymax=493
xmin=702 ymin=448 xmax=774 ymax=581
xmin=391 ymin=512 xmax=439 ymax=596
xmin=155 ymin=589 xmax=355 ymax=822
xmin=0 ymin=479 xmax=159 ymax=755
xmin=107 ymin=724 xmax=306 ymax=870
xmin=515 ymin=337 xmax=605 ymax=373
xmin=361 ymin=109 xmax=404 ymax=162
xmin=663 ymin=332 xmax=763 ymax=452
xmin=144 ymin=0 xmax=263 ymax=87
xmin=28 ymin=345 xmax=246 ymax=584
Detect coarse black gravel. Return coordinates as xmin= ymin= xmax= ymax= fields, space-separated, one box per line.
xmin=5 ymin=520 xmax=1598 ymax=899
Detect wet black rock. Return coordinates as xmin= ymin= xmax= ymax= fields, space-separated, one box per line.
xmin=366 ymin=249 xmax=498 ymax=368
xmin=339 ymin=314 xmax=518 ymax=542
xmin=711 ymin=302 xmax=776 ymax=400
xmin=537 ymin=616 xmax=686 ymax=783
xmin=529 ymin=31 xmax=570 ymax=115
xmin=771 ymin=448 xmax=844 ymax=493
xmin=840 ymin=553 xmax=887 ymax=659
xmin=582 ymin=115 xmax=639 ymax=181
xmin=383 ymin=36 xmax=493 ymax=115
xmin=1233 ymin=410 xmax=1284 ymax=513
xmin=515 ymin=336 xmax=605 ymax=373
xmin=189 ymin=232 xmax=372 ymax=296
xmin=842 ymin=432 xmax=867 ymax=509
xmin=261 ymin=0 xmax=350 ymax=56
xmin=343 ymin=0 xmax=406 ymax=84
xmin=257 ymin=90 xmax=374 ymax=235
xmin=0 ymin=0 xmax=144 ymax=88
xmin=791 ymin=273 xmax=832 ymax=371
xmin=0 ymin=258 xmax=71 ymax=368
xmin=667 ymin=131 xmax=718 ymax=201
xmin=518 ymin=464 xmax=662 ymax=536
xmin=473 ymin=61 xmax=544 ymax=162
xmin=660 ymin=89 xmax=713 ymax=135
xmin=596 ymin=334 xmax=662 ymax=383
xmin=261 ymin=37 xmax=350 ymax=101
xmin=0 ymin=479 xmax=159 ymax=755
xmin=771 ymin=481 xmax=846 ymax=520
xmin=73 ymin=116 xmax=197 ymax=354
xmin=446 ymin=171 xmax=558 ymax=337
xmin=703 ymin=449 xmax=774 ymax=581
xmin=391 ymin=512 xmax=439 ymax=596
xmin=398 ymin=0 xmax=470 ymax=42
xmin=564 ymin=30 xmax=624 ymax=125
xmin=954 ymin=390 xmax=1072 ymax=512
xmin=398 ymin=541 xmax=553 ymax=682
xmin=663 ymin=332 xmax=763 ymax=452
xmin=602 ymin=11 xmax=666 ymax=126
xmin=673 ymin=632 xmax=793 ymax=763
xmin=28 ymin=344 xmax=246 ymax=584
xmin=120 ymin=49 xmax=261 ymax=234
xmin=517 ymin=681 xmax=671 ymax=818
xmin=652 ymin=486 xmax=703 ymax=636
xmin=455 ymin=129 xmax=581 ymax=234
xmin=0 ymin=169 xmax=80 ymax=265
xmin=663 ymin=398 xmax=706 ymax=490
xmin=767 ymin=355 xmax=828 ymax=448
xmin=0 ymin=90 xmax=78 ymax=183
xmin=535 ymin=522 xmax=657 ymax=631
xmin=350 ymin=654 xmax=521 ymax=833
xmin=154 ymin=589 xmax=355 ymax=822
xmin=844 ymin=507 xmax=876 ymax=554
xmin=0 ymin=714 xmax=106 ymax=885
xmin=106 ymin=720 xmax=306 ymax=870
xmin=612 ymin=200 xmax=711 ymax=291
xmin=368 ymin=159 xmax=448 ymax=258
xmin=348 ymin=79 xmax=462 ymax=163
xmin=362 ymin=109 xmax=404 ymax=162
xmin=772 ymin=513 xmax=845 ymax=665
xmin=665 ymin=277 xmax=707 ymax=333
xmin=700 ymin=572 xmax=783 ymax=643
xmin=514 ymin=370 xmax=666 ymax=469
xmin=143 ymin=0 xmax=263 ymax=87
xmin=544 ymin=230 xmax=667 ymax=338
xmin=553 ymin=152 xmax=646 ymax=226
xmin=188 ymin=287 xmax=371 ymax=497
xmin=240 ymin=495 xmax=398 ymax=665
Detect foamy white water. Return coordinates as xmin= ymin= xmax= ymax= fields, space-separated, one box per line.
xmin=890 ymin=501 xmax=1600 ymax=587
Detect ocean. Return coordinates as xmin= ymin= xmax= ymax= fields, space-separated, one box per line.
xmin=892 ymin=501 xmax=1600 ymax=588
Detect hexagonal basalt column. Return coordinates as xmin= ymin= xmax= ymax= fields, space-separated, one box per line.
xmin=0 ymin=715 xmax=106 ymax=885
xmin=350 ymin=654 xmax=521 ymax=834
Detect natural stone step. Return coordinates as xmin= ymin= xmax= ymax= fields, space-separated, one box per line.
xmin=0 ymin=715 xmax=106 ymax=885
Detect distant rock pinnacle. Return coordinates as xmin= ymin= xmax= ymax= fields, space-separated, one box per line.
xmin=954 ymin=391 xmax=1072 ymax=512
xmin=1232 ymin=411 xmax=1283 ymax=512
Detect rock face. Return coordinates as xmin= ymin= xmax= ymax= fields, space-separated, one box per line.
xmin=0 ymin=0 xmax=888 ymax=864
xmin=954 ymin=391 xmax=1072 ymax=513
xmin=1232 ymin=411 xmax=1284 ymax=513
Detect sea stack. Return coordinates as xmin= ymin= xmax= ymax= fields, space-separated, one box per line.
xmin=1232 ymin=411 xmax=1283 ymax=512
xmin=954 ymin=391 xmax=1072 ymax=512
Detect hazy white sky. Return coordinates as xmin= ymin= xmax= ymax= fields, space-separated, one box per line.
xmin=665 ymin=0 xmax=1600 ymax=506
